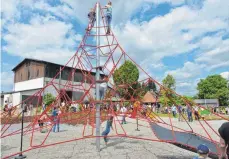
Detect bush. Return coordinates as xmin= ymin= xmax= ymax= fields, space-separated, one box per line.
xmin=43 ymin=93 xmax=55 ymax=106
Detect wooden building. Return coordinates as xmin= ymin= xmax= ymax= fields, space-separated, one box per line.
xmin=2 ymin=58 xmax=106 ymax=106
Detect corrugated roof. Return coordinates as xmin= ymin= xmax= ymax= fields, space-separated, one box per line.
xmin=12 ymin=58 xmax=106 ymax=76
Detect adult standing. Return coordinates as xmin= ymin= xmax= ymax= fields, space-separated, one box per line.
xmin=52 ymin=107 xmax=60 ymax=132
xmin=120 ymin=105 xmax=127 ymax=124
xmin=171 ymin=105 xmax=177 ymax=118
xmin=187 ymin=105 xmax=193 ymax=122
xmin=8 ymin=101 xmax=13 ymax=117
xmin=177 ymin=105 xmax=182 ymax=122
xmin=42 ymin=102 xmax=46 ymax=112
xmin=218 ymin=122 xmax=229 ymax=159
xmin=194 ymin=106 xmax=200 ymax=120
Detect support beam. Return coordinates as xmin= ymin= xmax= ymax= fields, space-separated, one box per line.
xmin=95 ymin=2 xmax=101 ymax=152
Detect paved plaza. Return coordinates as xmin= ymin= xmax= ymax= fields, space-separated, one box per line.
xmin=1 ymin=117 xmax=227 ymax=159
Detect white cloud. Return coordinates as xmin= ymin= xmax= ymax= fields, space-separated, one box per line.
xmin=1 ymin=0 xmax=20 ymax=21
xmin=145 ymin=0 xmax=184 ymax=5
xmin=2 ymin=15 xmax=81 ymax=65
xmin=220 ymin=72 xmax=229 ymax=80
xmin=165 ymin=62 xmax=205 ymax=80
xmin=33 ymin=1 xmax=75 ymax=20
xmin=196 ymin=39 xmax=229 ymax=70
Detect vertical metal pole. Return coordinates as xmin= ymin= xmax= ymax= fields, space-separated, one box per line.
xmin=15 ymin=104 xmax=26 ymax=159
xmin=59 ymin=66 xmax=62 ymax=105
xmin=95 ymin=2 xmax=101 ymax=152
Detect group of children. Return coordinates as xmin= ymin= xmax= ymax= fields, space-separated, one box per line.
xmin=87 ymin=1 xmax=112 ymax=34
xmin=38 ymin=105 xmax=62 ymax=133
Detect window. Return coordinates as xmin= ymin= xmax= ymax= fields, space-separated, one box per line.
xmin=61 ymin=68 xmax=70 ymax=80
xmin=45 ymin=64 xmax=60 ymax=79
xmin=74 ymin=72 xmax=83 ymax=82
xmin=37 ymin=69 xmax=39 ymax=77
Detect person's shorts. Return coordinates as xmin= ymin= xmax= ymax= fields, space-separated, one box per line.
xmin=106 ymin=15 xmax=112 ymax=26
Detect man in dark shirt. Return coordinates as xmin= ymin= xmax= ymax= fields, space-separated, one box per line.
xmin=218 ymin=122 xmax=229 ymax=159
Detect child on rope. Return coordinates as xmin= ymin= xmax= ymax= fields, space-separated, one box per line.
xmin=104 ymin=1 xmax=112 ymax=34
xmin=87 ymin=8 xmax=96 ymax=32
xmin=193 ymin=144 xmax=209 ymax=159
xmin=102 ymin=115 xmax=114 ymax=146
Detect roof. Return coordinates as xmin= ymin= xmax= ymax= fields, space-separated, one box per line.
xmin=194 ymin=99 xmax=219 ymax=104
xmin=12 ymin=58 xmax=106 ymax=76
xmin=12 ymin=58 xmax=50 ymax=71
xmin=142 ymin=91 xmax=158 ymax=103
xmin=12 ymin=58 xmax=82 ymax=71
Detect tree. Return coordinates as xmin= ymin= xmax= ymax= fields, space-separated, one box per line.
xmin=43 ymin=93 xmax=55 ymax=106
xmin=197 ymin=75 xmax=229 ymax=106
xmin=146 ymin=79 xmax=157 ymax=92
xmin=160 ymin=74 xmax=176 ymax=107
xmin=113 ymin=60 xmax=139 ymax=85
xmin=113 ymin=60 xmax=139 ymax=99
xmin=162 ymin=74 xmax=176 ymax=90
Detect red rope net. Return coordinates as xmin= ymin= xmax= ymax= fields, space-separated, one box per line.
xmin=1 ymin=3 xmax=228 ymax=159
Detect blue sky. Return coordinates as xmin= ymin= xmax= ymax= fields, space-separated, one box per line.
xmin=1 ymin=0 xmax=229 ymax=95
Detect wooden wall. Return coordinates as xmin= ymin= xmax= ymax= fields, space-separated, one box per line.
xmin=14 ymin=61 xmax=45 ymax=83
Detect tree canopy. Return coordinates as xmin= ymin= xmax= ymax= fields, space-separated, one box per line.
xmin=160 ymin=74 xmax=176 ymax=106
xmin=113 ymin=60 xmax=139 ymax=85
xmin=113 ymin=60 xmax=140 ymax=99
xmin=146 ymin=79 xmax=157 ymax=93
xmin=43 ymin=93 xmax=55 ymax=106
xmin=162 ymin=74 xmax=176 ymax=90
xmin=197 ymin=75 xmax=229 ymax=106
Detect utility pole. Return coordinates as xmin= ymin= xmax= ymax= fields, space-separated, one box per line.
xmin=95 ymin=2 xmax=101 ymax=152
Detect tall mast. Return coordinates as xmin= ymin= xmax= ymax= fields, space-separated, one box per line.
xmin=95 ymin=1 xmax=101 ymax=152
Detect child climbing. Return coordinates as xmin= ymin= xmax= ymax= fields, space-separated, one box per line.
xmin=104 ymin=1 xmax=112 ymax=34
xmin=87 ymin=8 xmax=96 ymax=32
xmin=38 ymin=114 xmax=48 ymax=133
xmin=101 ymin=115 xmax=114 ymax=146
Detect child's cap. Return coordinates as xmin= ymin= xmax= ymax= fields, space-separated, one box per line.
xmin=197 ymin=144 xmax=209 ymax=154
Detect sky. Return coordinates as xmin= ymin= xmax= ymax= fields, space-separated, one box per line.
xmin=1 ymin=0 xmax=229 ymax=96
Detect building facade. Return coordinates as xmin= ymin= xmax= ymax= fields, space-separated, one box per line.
xmin=2 ymin=58 xmax=105 ymax=107
xmin=194 ymin=99 xmax=219 ymax=107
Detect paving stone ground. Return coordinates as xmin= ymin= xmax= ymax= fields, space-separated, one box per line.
xmin=1 ymin=117 xmax=227 ymax=159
